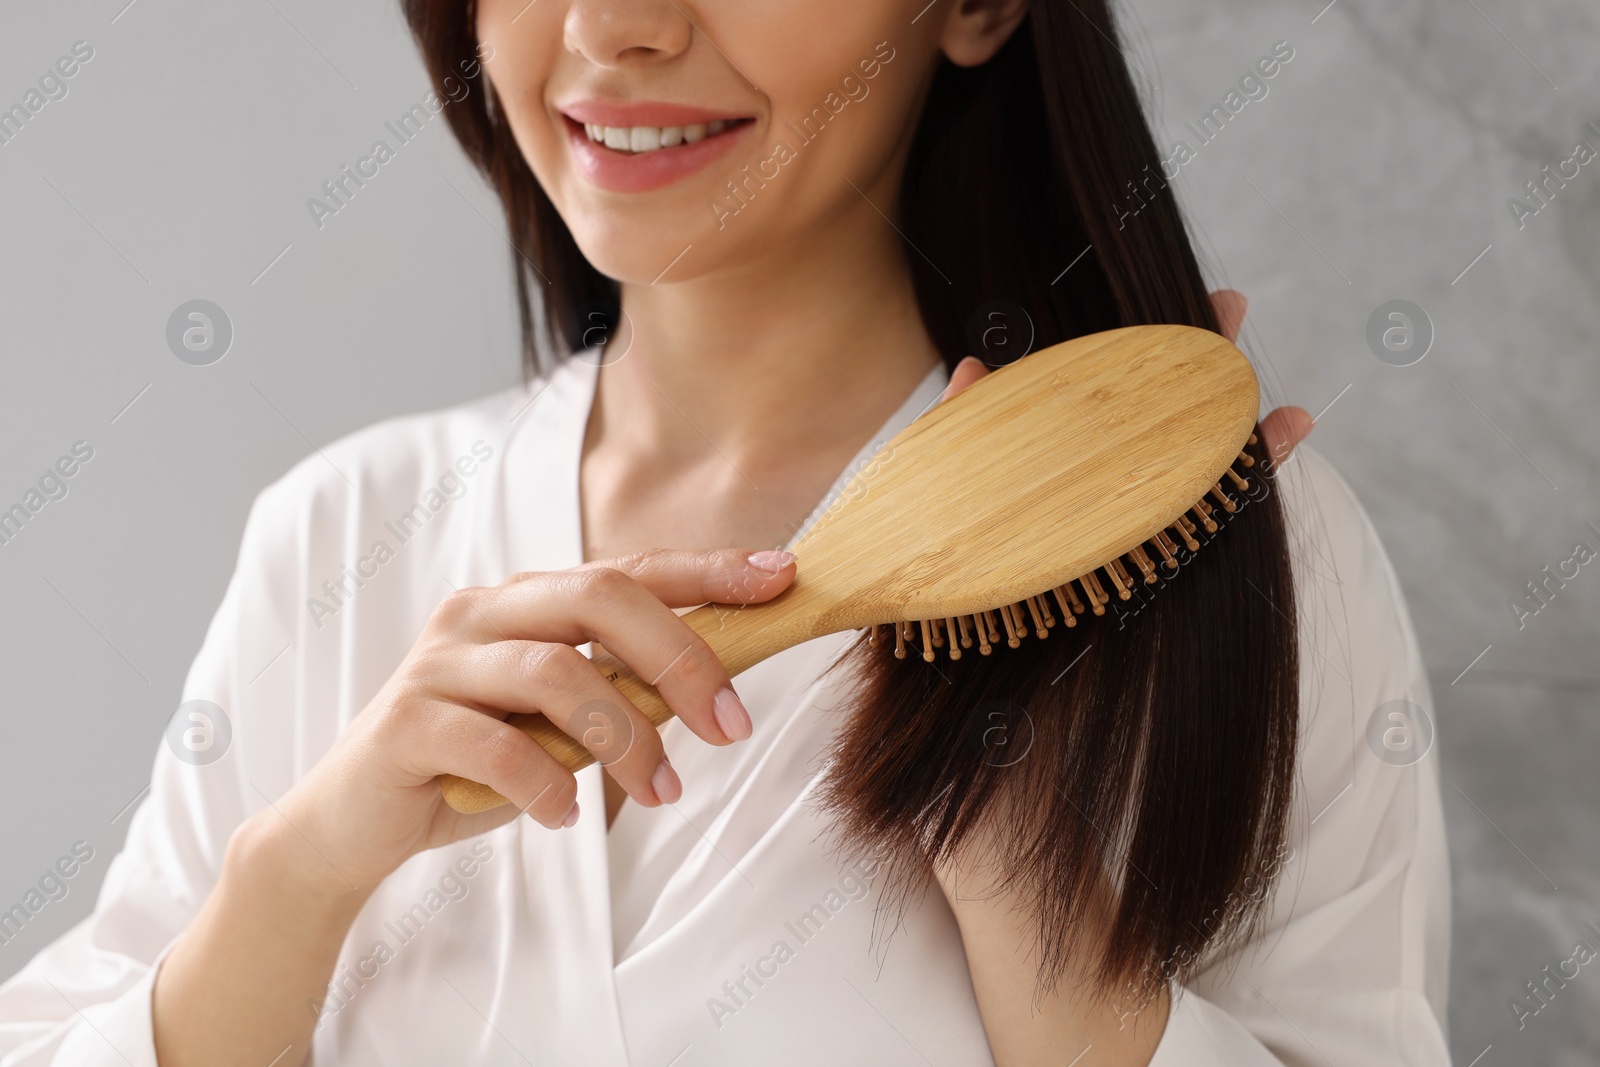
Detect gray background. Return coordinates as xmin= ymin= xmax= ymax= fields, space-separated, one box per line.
xmin=1 ymin=0 xmax=1595 ymax=1062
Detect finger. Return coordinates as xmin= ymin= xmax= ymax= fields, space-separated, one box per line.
xmin=426 ymin=641 xmax=675 ymax=806
xmin=1260 ymin=405 xmax=1313 ymax=465
xmin=443 ymin=569 xmax=750 ymax=746
xmin=508 ymin=547 xmax=796 ymax=611
xmin=1209 ymin=289 xmax=1248 ymax=343
xmin=402 ymin=699 xmax=580 ymax=828
xmin=938 ymin=356 xmax=991 ymax=402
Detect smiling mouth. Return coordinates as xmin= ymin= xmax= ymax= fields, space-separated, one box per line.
xmin=575 ymin=118 xmax=754 ymax=154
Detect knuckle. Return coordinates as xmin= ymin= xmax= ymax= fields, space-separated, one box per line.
xmin=571 ymin=697 xmax=643 ymax=768
xmin=606 ymin=730 xmax=660 ymax=780
xmin=664 ymin=637 xmax=723 ymax=689
xmin=624 ymin=723 xmax=663 ymax=770
xmin=696 ymin=552 xmax=738 ymax=600
xmin=406 ymin=641 xmax=456 ymax=684
xmin=430 ymin=586 xmax=483 ymax=629
xmin=478 ymin=723 xmax=533 ymax=784
xmin=607 ymin=548 xmax=662 ymax=576
xmin=577 ymin=565 xmax=632 ymax=606
xmin=516 ymin=641 xmax=583 ymax=694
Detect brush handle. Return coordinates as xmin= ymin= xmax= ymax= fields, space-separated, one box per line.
xmin=438 ymin=580 xmax=829 ymax=813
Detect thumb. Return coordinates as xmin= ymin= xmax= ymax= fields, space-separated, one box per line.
xmin=578 ymin=548 xmax=798 ymax=609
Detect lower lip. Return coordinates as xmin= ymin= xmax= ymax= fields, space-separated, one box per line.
xmin=563 ymin=117 xmax=753 ymax=194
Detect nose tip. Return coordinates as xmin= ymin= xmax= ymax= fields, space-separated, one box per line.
xmin=564 ymin=0 xmax=695 ymax=68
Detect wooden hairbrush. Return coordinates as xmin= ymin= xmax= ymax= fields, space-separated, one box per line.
xmin=441 ymin=323 xmax=1260 ymax=813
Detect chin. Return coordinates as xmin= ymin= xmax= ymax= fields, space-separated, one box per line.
xmin=565 ymin=218 xmax=696 ymax=285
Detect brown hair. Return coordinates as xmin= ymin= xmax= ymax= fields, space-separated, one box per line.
xmin=400 ymin=0 xmax=1298 ymax=998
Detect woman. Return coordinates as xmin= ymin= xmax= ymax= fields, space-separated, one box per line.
xmin=0 ymin=0 xmax=1450 ymax=1064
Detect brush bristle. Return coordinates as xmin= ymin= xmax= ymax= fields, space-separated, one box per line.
xmin=868 ymin=462 xmax=1254 ymax=662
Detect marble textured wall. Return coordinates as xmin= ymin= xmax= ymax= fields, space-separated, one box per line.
xmin=1133 ymin=1 xmax=1600 ymax=1062
xmin=0 ymin=0 xmax=1594 ymax=1061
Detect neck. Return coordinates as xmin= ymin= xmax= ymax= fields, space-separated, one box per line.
xmin=592 ymin=196 xmax=943 ymax=477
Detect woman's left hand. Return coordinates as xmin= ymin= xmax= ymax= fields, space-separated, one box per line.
xmin=929 ymin=290 xmax=1308 ymax=1065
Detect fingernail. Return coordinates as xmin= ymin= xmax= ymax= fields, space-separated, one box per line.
xmin=651 ymin=757 xmax=683 ymax=804
xmin=747 ymin=550 xmax=796 ymax=575
xmin=562 ymin=801 xmax=580 ymax=828
xmin=714 ymin=686 xmax=753 ymax=741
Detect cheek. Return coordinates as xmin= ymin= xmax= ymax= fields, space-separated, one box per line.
xmin=475 ymin=0 xmax=567 ymax=161
xmin=741 ymin=0 xmax=922 ymax=147
xmin=704 ymin=3 xmax=935 ymax=219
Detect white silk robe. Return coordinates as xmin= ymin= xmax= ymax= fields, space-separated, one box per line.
xmin=0 ymin=354 xmax=1451 ymax=1065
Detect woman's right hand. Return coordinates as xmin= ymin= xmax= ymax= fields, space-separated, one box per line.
xmin=257 ymin=547 xmax=797 ymax=896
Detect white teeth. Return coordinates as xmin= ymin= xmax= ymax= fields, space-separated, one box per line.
xmin=582 ymin=120 xmax=734 ymax=152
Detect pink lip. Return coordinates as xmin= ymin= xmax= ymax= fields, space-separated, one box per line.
xmin=560 ymin=112 xmax=754 ymax=194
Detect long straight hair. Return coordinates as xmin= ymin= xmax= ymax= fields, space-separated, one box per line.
xmin=401 ymin=0 xmax=1298 ymax=997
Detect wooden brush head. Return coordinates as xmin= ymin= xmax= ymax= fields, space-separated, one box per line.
xmin=786 ymin=324 xmax=1259 ymax=637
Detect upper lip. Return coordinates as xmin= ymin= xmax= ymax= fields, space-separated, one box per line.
xmin=558 ymin=99 xmax=752 ymax=128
